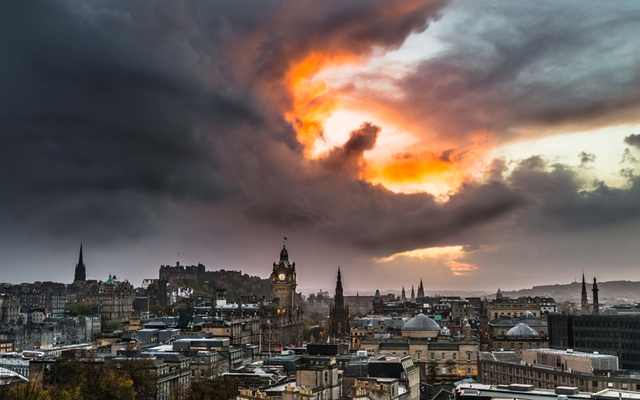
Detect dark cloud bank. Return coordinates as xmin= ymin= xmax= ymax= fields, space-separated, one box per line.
xmin=2 ymin=0 xmax=640 ymax=282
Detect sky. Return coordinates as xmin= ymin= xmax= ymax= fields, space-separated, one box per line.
xmin=2 ymin=0 xmax=640 ymax=294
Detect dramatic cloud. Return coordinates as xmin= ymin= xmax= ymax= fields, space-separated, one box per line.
xmin=1 ymin=0 xmax=640 ymax=290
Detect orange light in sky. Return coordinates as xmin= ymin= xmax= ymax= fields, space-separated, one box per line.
xmin=280 ymin=47 xmax=491 ymax=196
xmin=284 ymin=52 xmax=360 ymax=152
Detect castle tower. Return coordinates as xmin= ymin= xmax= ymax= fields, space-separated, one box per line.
xmin=329 ymin=267 xmax=350 ymax=338
xmin=74 ymin=244 xmax=86 ymax=283
xmin=581 ymin=273 xmax=589 ymax=312
xmin=592 ymin=277 xmax=599 ymax=315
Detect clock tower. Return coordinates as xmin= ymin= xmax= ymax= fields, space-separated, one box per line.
xmin=270 ymin=245 xmax=297 ymax=311
xmin=262 ymin=245 xmax=303 ymax=354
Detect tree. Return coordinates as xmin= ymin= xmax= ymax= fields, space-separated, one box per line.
xmin=427 ymin=360 xmax=439 ymax=384
xmin=185 ymin=376 xmax=241 ymax=400
xmin=445 ymin=359 xmax=457 ymax=376
xmin=44 ymin=359 xmax=135 ymax=400
xmin=69 ymin=302 xmax=97 ymax=316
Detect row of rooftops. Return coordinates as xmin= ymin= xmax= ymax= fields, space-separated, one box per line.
xmin=456 ymin=383 xmax=640 ymax=400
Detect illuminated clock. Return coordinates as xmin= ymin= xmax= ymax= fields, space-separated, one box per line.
xmin=278 ymin=273 xmax=286 ymax=281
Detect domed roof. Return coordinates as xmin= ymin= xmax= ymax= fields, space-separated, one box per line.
xmin=402 ymin=313 xmax=440 ymax=331
xmin=520 ymin=311 xmax=537 ymax=321
xmin=506 ymin=323 xmax=538 ymax=337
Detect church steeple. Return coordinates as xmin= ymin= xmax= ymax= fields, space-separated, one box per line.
xmin=74 ymin=244 xmax=86 ymax=283
xmin=417 ymin=279 xmax=425 ymax=298
xmin=334 ymin=267 xmax=344 ymax=308
xmin=581 ymin=273 xmax=589 ymax=312
xmin=410 ymin=285 xmax=415 ymax=301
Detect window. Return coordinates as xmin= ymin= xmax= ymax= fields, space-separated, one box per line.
xmin=467 ymin=368 xmax=472 ymax=374
xmin=593 ymin=381 xmax=599 ymax=388
xmin=416 ymin=352 xmax=421 ymax=360
xmin=431 ymin=352 xmax=435 ymax=360
xmin=608 ymin=383 xmax=614 ymax=388
xmin=442 ymin=353 xmax=446 ymax=360
xmin=453 ymin=353 xmax=457 ymax=360
xmin=467 ymin=353 xmax=471 ymax=361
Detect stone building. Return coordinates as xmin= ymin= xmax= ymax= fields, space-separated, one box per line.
xmin=260 ymin=246 xmax=304 ymax=354
xmin=359 ymin=313 xmax=479 ymax=383
xmin=478 ymin=349 xmax=640 ymax=393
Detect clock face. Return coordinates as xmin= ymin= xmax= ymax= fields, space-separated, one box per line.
xmin=278 ymin=273 xmax=286 ymax=281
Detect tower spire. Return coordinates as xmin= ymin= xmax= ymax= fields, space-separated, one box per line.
xmin=592 ymin=277 xmax=600 ymax=315
xmin=581 ymin=273 xmax=589 ymax=312
xmin=74 ymin=244 xmax=86 ymax=283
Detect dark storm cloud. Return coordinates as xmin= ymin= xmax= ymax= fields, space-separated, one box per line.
xmin=236 ymin=0 xmax=448 ymax=85
xmin=5 ymin=0 xmax=640 ymax=278
xmin=320 ymin=123 xmax=380 ymax=175
xmin=579 ymin=152 xmax=596 ymax=168
xmin=0 ymin=0 xmax=450 ymax=247
xmin=508 ymin=156 xmax=640 ymax=232
xmin=355 ymin=1 xmax=640 ymax=146
xmin=624 ymin=134 xmax=640 ymax=149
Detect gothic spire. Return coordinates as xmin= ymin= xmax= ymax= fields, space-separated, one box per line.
xmin=581 ymin=273 xmax=589 ymax=312
xmin=74 ymin=244 xmax=86 ymax=283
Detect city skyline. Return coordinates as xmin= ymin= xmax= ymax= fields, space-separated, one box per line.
xmin=2 ymin=1 xmax=640 ymax=291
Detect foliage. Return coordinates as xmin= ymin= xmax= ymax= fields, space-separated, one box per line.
xmin=427 ymin=360 xmax=439 ymax=383
xmin=302 ymin=324 xmax=311 ymax=341
xmin=185 ymin=376 xmax=241 ymax=400
xmin=69 ymin=301 xmax=97 ymax=316
xmin=444 ymin=359 xmax=457 ymax=375
xmin=104 ymin=319 xmax=123 ymax=332
xmin=308 ymin=311 xmax=325 ymax=325
xmin=43 ymin=358 xmax=135 ymax=400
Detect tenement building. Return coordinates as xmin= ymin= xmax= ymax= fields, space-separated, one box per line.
xmin=478 ymin=348 xmax=640 ymax=393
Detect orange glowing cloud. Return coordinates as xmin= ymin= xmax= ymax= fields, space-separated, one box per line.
xmin=446 ymin=261 xmax=479 ymax=276
xmin=285 ymin=52 xmax=362 ymax=151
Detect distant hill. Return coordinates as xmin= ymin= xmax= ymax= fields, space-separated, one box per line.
xmin=502 ymin=280 xmax=640 ymax=304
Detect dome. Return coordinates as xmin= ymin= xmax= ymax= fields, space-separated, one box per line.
xmin=506 ymin=323 xmax=538 ymax=337
xmin=402 ymin=313 xmax=440 ymax=331
xmin=520 ymin=311 xmax=537 ymax=321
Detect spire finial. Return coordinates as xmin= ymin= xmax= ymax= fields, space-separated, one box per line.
xmin=79 ymin=243 xmax=83 ymax=265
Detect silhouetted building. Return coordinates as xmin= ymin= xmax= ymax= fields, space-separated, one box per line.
xmin=329 ymin=268 xmax=350 ymax=338
xmin=417 ymin=279 xmax=425 ymax=299
xmin=581 ymin=273 xmax=589 ymax=313
xmin=73 ymin=244 xmax=86 ymax=283
xmin=593 ymin=278 xmax=600 ymax=315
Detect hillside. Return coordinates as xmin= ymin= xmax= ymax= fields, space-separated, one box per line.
xmin=502 ymin=280 xmax=640 ymax=303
